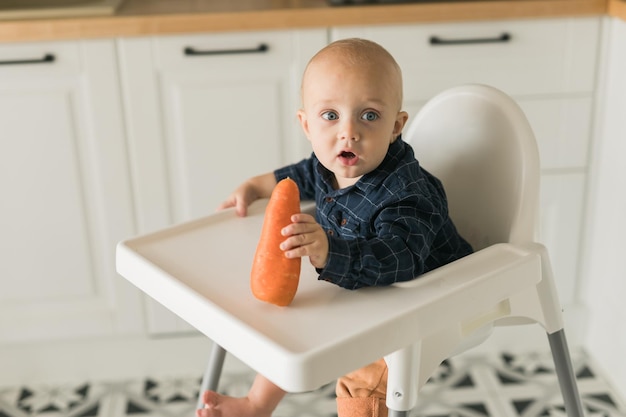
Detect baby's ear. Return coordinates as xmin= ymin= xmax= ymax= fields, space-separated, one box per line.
xmin=393 ymin=111 xmax=409 ymax=138
xmin=297 ymin=109 xmax=311 ymax=137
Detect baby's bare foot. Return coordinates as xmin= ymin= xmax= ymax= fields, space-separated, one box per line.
xmin=195 ymin=390 xmax=273 ymax=417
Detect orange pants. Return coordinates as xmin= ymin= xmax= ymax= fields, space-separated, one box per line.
xmin=336 ymin=358 xmax=388 ymax=417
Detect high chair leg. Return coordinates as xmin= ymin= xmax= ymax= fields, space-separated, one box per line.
xmin=196 ymin=342 xmax=227 ymax=409
xmin=548 ymin=329 xmax=585 ymax=417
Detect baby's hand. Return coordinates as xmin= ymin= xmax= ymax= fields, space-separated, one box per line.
xmin=217 ymin=173 xmax=277 ymax=217
xmin=217 ymin=189 xmax=252 ymax=217
xmin=280 ymin=213 xmax=329 ymax=269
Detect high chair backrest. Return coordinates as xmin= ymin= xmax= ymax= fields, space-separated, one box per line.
xmin=404 ymin=84 xmax=540 ymax=251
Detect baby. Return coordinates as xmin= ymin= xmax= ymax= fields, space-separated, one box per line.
xmin=198 ymin=38 xmax=473 ymax=417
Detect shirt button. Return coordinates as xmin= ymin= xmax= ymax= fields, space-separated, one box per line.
xmin=325 ymin=196 xmax=333 ymax=203
xmin=327 ymin=230 xmax=334 ymax=236
xmin=340 ymin=218 xmax=347 ymax=226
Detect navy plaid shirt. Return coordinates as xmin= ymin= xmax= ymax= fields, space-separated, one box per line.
xmin=274 ymin=137 xmax=473 ymax=290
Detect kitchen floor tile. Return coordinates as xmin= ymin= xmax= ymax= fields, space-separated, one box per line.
xmin=0 ymin=350 xmax=623 ymax=417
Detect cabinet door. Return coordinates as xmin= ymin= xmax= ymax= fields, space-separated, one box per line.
xmin=0 ymin=40 xmax=141 ymax=343
xmin=118 ymin=29 xmax=327 ymax=334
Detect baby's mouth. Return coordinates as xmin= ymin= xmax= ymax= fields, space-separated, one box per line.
xmin=338 ymin=150 xmax=359 ymax=166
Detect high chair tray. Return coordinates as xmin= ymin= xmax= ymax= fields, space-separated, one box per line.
xmin=116 ymin=199 xmax=539 ymax=392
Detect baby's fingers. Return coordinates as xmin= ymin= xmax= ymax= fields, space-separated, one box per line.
xmin=216 ymin=198 xmax=235 ymax=212
xmin=283 ymin=235 xmax=328 ymax=268
xmin=217 ymin=196 xmax=248 ymax=217
xmin=290 ymin=213 xmax=317 ymax=224
xmin=280 ymin=230 xmax=310 ymax=251
xmin=280 ymin=221 xmax=319 ymax=241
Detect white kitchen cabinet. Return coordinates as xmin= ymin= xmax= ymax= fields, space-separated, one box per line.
xmin=0 ymin=39 xmax=142 ymax=343
xmin=332 ymin=17 xmax=601 ymax=314
xmin=118 ymin=29 xmax=327 ymax=334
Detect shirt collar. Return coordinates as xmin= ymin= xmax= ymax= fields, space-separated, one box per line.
xmin=356 ymin=136 xmax=407 ymax=193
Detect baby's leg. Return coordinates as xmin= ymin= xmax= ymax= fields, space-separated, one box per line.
xmin=196 ymin=374 xmax=286 ymax=417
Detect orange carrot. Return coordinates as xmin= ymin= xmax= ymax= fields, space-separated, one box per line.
xmin=250 ymin=178 xmax=301 ymax=306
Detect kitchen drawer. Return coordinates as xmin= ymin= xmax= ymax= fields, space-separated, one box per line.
xmin=0 ymin=41 xmax=82 ymax=77
xmin=153 ymin=30 xmax=296 ymax=72
xmin=332 ymin=17 xmax=600 ymax=100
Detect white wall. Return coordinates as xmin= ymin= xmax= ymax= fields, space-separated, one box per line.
xmin=581 ymin=16 xmax=626 ymax=400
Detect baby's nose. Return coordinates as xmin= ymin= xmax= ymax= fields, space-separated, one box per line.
xmin=339 ymin=119 xmax=359 ymax=141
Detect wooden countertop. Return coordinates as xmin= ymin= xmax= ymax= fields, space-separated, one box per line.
xmin=609 ymin=0 xmax=626 ymax=19
xmin=0 ymin=0 xmax=618 ymax=43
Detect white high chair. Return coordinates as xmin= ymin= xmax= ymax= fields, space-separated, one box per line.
xmin=116 ymin=84 xmax=585 ymax=417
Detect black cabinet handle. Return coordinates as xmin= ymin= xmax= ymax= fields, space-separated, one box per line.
xmin=184 ymin=43 xmax=269 ymax=57
xmin=0 ymin=53 xmax=55 ymax=66
xmin=429 ymin=33 xmax=511 ymax=46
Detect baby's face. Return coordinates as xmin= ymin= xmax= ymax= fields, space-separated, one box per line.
xmin=298 ymin=53 xmax=408 ymax=189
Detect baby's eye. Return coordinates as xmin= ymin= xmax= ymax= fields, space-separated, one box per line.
xmin=321 ymin=111 xmax=339 ymax=121
xmin=361 ymin=111 xmax=379 ymax=121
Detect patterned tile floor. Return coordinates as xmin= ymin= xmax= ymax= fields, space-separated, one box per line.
xmin=1 ymin=350 xmax=625 ymax=417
